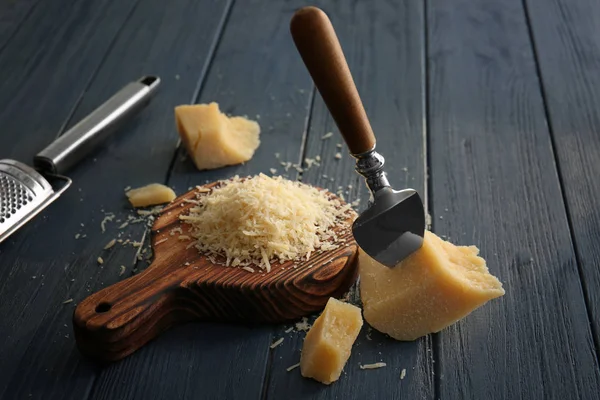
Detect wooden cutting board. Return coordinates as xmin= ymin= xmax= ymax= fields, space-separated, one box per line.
xmin=73 ymin=181 xmax=359 ymax=361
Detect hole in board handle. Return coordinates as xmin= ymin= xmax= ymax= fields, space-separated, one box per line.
xmin=95 ymin=302 xmax=112 ymax=313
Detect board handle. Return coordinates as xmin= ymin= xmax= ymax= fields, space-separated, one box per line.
xmin=73 ymin=260 xmax=188 ymax=361
xmin=290 ymin=6 xmax=375 ymax=155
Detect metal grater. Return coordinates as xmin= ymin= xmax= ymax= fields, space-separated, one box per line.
xmin=0 ymin=76 xmax=160 ymax=244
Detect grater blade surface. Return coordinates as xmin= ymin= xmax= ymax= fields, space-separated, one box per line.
xmin=0 ymin=159 xmax=70 ymax=243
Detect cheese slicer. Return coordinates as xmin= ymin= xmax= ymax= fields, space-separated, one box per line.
xmin=290 ymin=7 xmax=425 ymax=267
xmin=0 ymin=76 xmax=160 ymax=244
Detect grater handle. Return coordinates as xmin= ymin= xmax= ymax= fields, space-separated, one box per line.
xmin=34 ymin=76 xmax=160 ymax=175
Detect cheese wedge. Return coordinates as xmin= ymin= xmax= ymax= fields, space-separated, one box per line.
xmin=359 ymin=231 xmax=504 ymax=340
xmin=300 ymin=298 xmax=363 ymax=385
xmin=126 ymin=183 xmax=176 ymax=207
xmin=175 ymin=102 xmax=260 ymax=170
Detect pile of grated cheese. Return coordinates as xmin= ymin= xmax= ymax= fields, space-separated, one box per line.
xmin=180 ymin=174 xmax=356 ymax=272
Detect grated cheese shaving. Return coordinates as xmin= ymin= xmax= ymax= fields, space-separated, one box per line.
xmin=101 ymin=214 xmax=115 ymax=233
xmin=295 ymin=317 xmax=312 ymax=332
xmin=286 ymin=362 xmax=300 ymax=372
xmin=270 ymin=338 xmax=284 ymax=348
xmin=104 ymin=239 xmax=116 ymax=250
xmin=359 ymin=362 xmax=387 ymax=370
xmin=181 ymin=174 xmax=355 ymax=272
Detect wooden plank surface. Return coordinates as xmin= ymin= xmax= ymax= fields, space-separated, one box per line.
xmin=0 ymin=0 xmax=41 ymax=52
xmin=525 ymin=0 xmax=600 ymax=350
xmin=265 ymin=0 xmax=432 ymax=398
xmin=0 ymin=0 xmax=230 ymax=399
xmin=89 ymin=0 xmax=316 ymax=399
xmin=0 ymin=0 xmax=142 ymax=398
xmin=0 ymin=0 xmax=599 ymax=399
xmin=427 ymin=0 xmax=600 ymax=399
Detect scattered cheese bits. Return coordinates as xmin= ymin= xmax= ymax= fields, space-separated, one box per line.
xmin=400 ymin=368 xmax=407 ymax=380
xmin=300 ymin=298 xmax=363 ymax=385
xmin=295 ymin=317 xmax=312 ymax=332
xmin=287 ymin=363 xmax=301 ymax=372
xmin=359 ymin=362 xmax=387 ymax=370
xmin=104 ymin=239 xmax=116 ymax=250
xmin=321 ymin=132 xmax=333 ymax=139
xmin=359 ymin=231 xmax=505 ymax=341
xmin=181 ymin=174 xmax=355 ymax=272
xmin=62 ymin=298 xmax=74 ymax=304
xmin=175 ymin=102 xmax=260 ymax=170
xmin=126 ymin=184 xmax=176 ymax=208
xmin=100 ymin=213 xmax=115 ymax=233
xmin=270 ymin=338 xmax=284 ymax=349
xmin=97 ymin=257 xmax=104 ymax=265
xmin=119 ymin=265 xmax=126 ymax=276
xmin=334 ymin=153 xmax=342 ymax=160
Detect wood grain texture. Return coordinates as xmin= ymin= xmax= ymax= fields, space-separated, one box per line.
xmin=0 ymin=0 xmax=41 ymax=52
xmin=525 ymin=0 xmax=600 ymax=350
xmin=290 ymin=6 xmax=376 ymax=155
xmin=74 ymin=183 xmax=358 ymax=361
xmin=89 ymin=0 xmax=318 ymax=399
xmin=266 ymin=0 xmax=432 ymax=398
xmin=0 ymin=0 xmax=139 ymax=163
xmin=0 ymin=0 xmax=142 ymax=398
xmin=0 ymin=0 xmax=231 ymax=399
xmin=428 ymin=0 xmax=600 ymax=398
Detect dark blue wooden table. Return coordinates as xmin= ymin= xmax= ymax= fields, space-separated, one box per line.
xmin=1 ymin=0 xmax=599 ymax=399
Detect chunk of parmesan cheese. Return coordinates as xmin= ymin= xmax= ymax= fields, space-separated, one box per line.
xmin=175 ymin=102 xmax=260 ymax=170
xmin=180 ymin=174 xmax=355 ymax=271
xmin=126 ymin=184 xmax=176 ymax=208
xmin=360 ymin=231 xmax=505 ymax=340
xmin=300 ymin=298 xmax=363 ymax=384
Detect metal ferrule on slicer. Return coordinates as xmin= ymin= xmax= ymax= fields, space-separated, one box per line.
xmin=350 ymin=145 xmax=425 ymax=267
xmin=353 ymin=146 xmax=390 ymax=202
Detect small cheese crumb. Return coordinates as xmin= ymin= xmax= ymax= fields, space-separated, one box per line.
xmin=400 ymin=368 xmax=407 ymax=379
xmin=119 ymin=265 xmax=126 ymax=276
xmin=100 ymin=214 xmax=114 ymax=233
xmin=74 ymin=233 xmax=80 ymax=239
xmin=359 ymin=362 xmax=387 ymax=370
xmin=241 ymin=266 xmax=255 ymax=273
xmin=284 ymin=327 xmax=294 ymax=333
xmin=269 ymin=168 xmax=277 ymax=174
xmin=336 ymin=143 xmax=342 ymax=148
xmin=321 ymin=132 xmax=333 ymax=140
xmin=97 ymin=257 xmax=104 ymax=265
xmin=295 ymin=317 xmax=312 ymax=332
xmin=287 ymin=363 xmax=300 ymax=372
xmin=104 ymin=239 xmax=116 ymax=250
xmin=270 ymin=338 xmax=284 ymax=348
xmin=170 ymin=227 xmax=183 ymax=236
xmin=126 ymin=184 xmax=176 ymax=208
xmin=334 ymin=153 xmax=342 ymax=160
xmin=178 ymin=235 xmax=191 ymax=241
xmin=62 ymin=298 xmax=73 ymax=304
xmin=118 ymin=222 xmax=129 ymax=229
